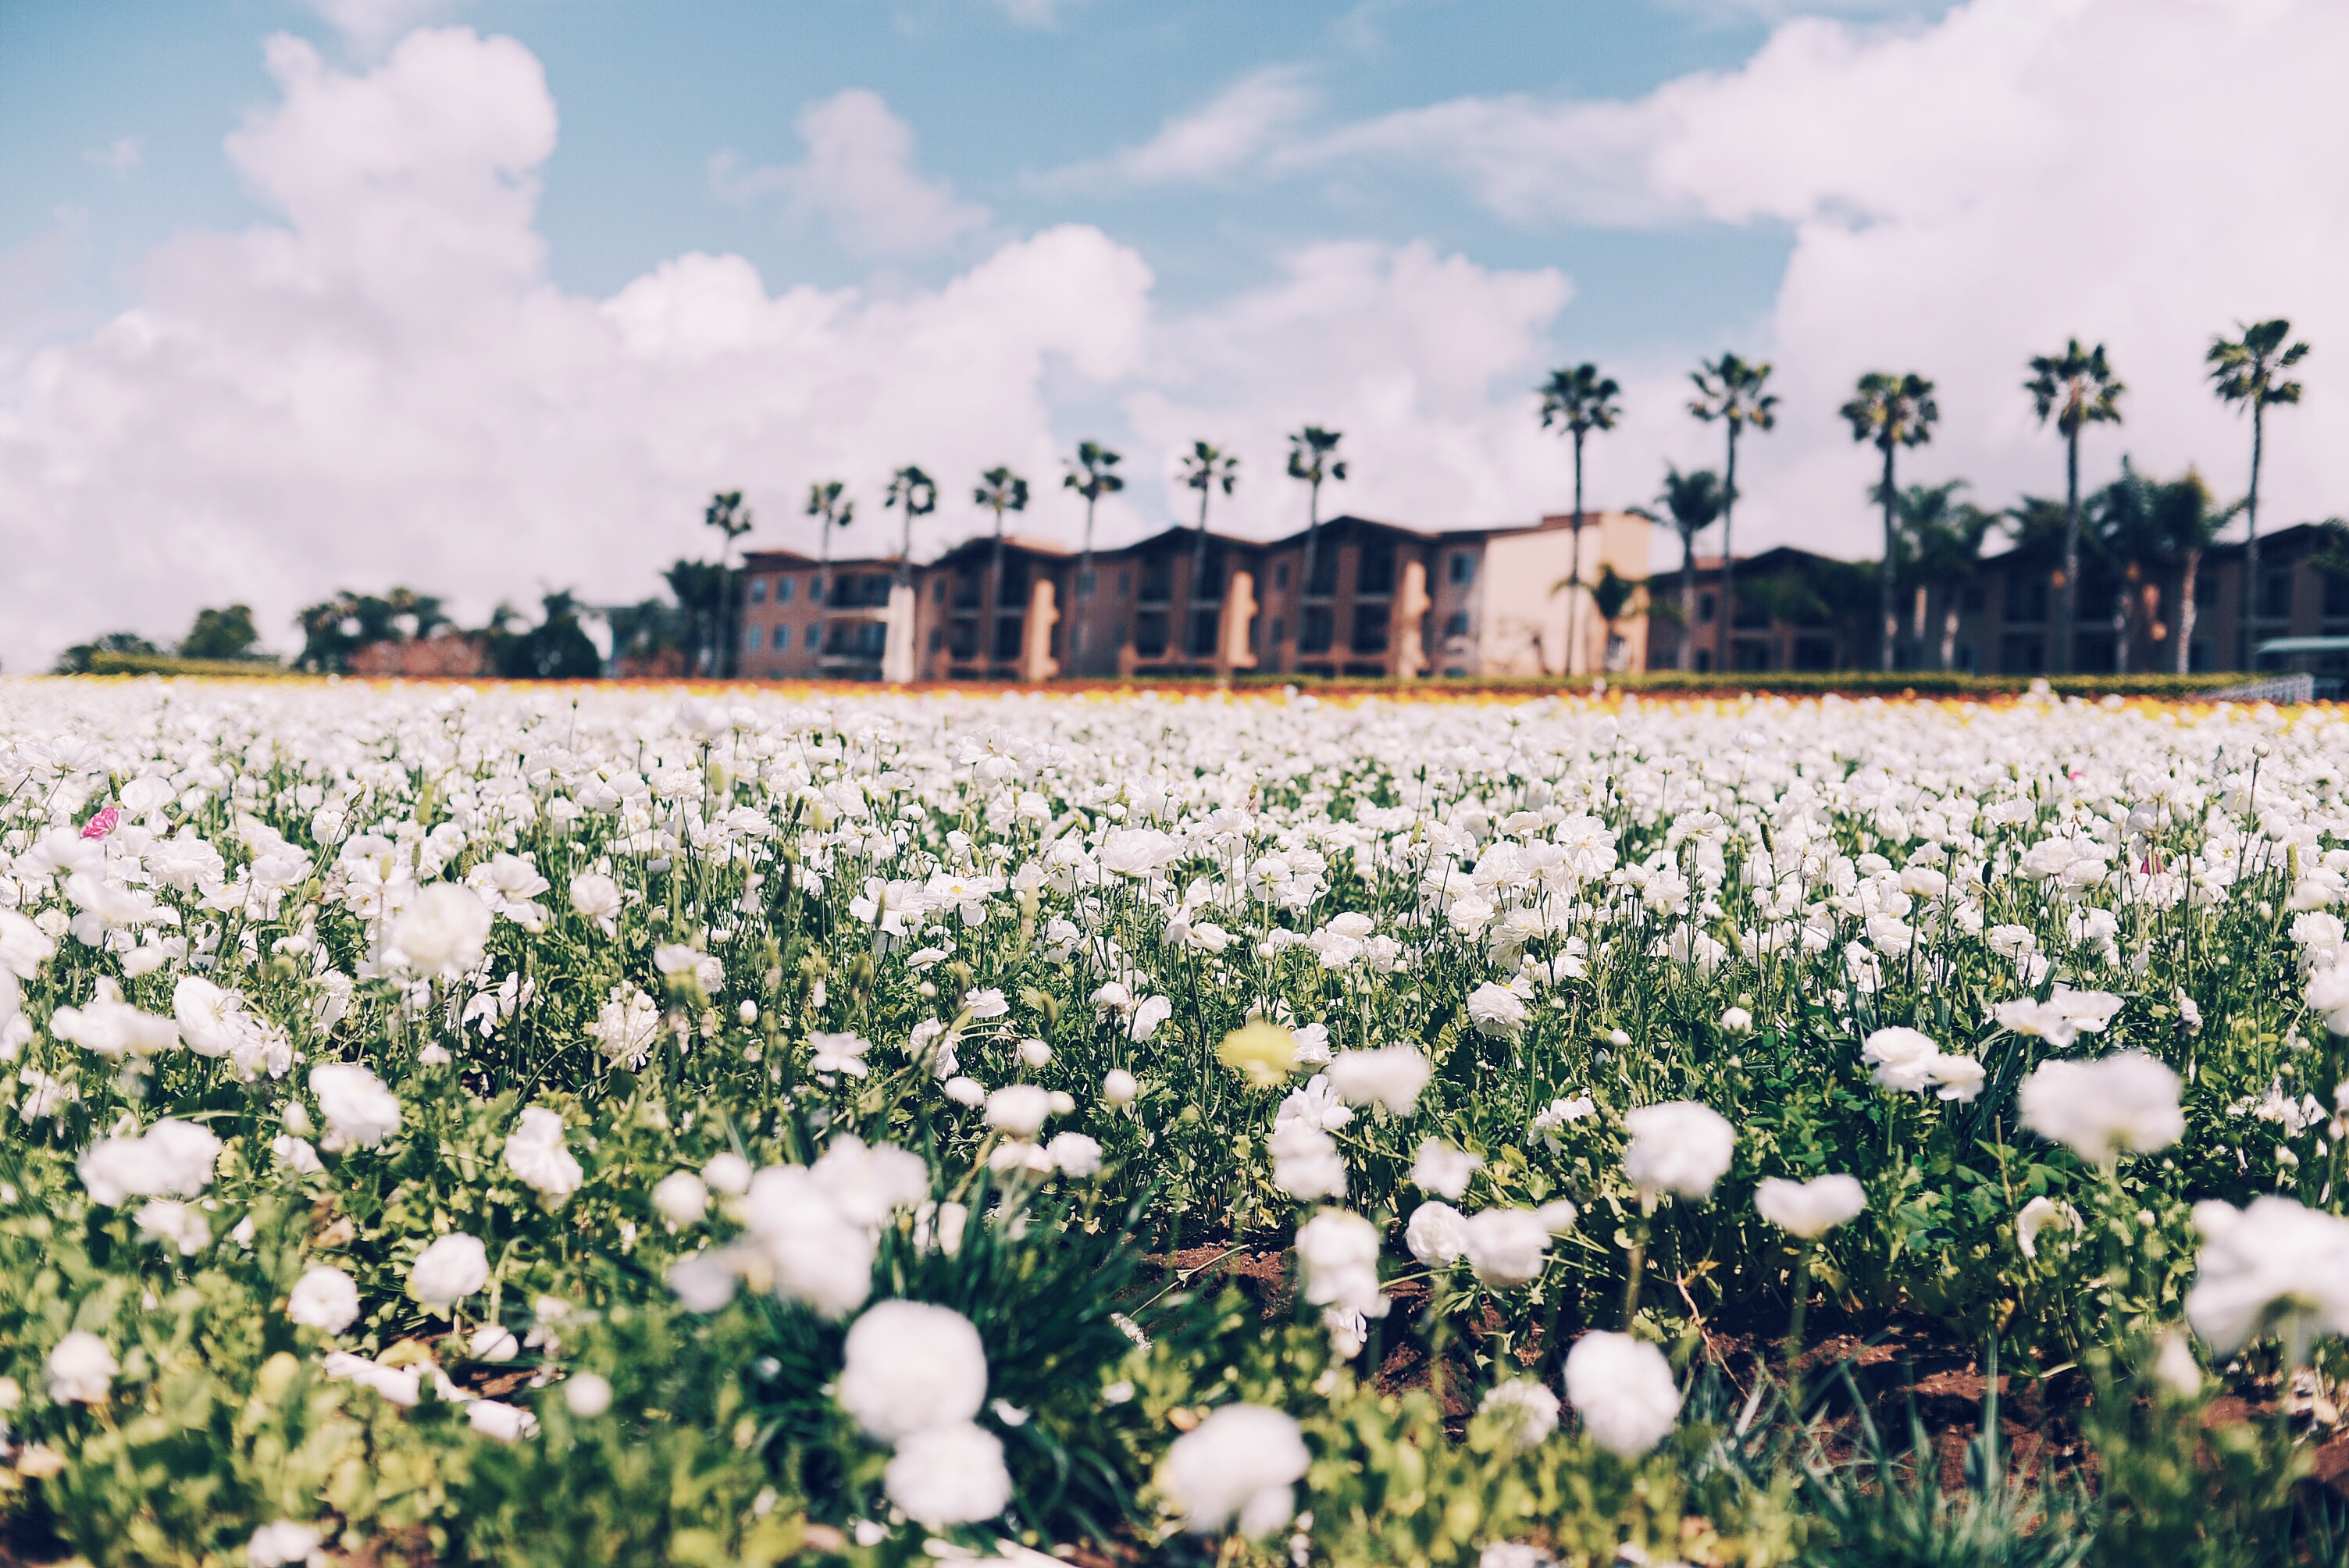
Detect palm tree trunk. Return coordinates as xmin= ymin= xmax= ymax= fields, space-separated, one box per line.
xmin=1719 ymin=423 xmax=1738 ymax=675
xmin=1677 ymin=533 xmax=1697 ymax=673
xmin=2112 ymin=573 xmax=2130 ymax=675
xmin=2240 ymin=404 xmax=2265 ymax=672
xmin=1189 ymin=489 xmax=1210 ymax=665
xmin=1299 ymin=482 xmax=1322 ymax=636
xmin=1941 ymin=600 xmax=1959 ymax=672
xmin=2176 ymin=551 xmax=2200 ymax=674
xmin=1563 ymin=430 xmax=1585 ymax=678
xmin=2059 ymin=427 xmax=2080 ymax=676
xmin=1878 ymin=444 xmax=1898 ymax=672
xmin=990 ymin=515 xmax=1006 ymax=676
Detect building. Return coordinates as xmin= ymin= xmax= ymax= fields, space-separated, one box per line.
xmin=730 ymin=508 xmax=1658 ymax=683
xmin=1645 ymin=547 xmax=1878 ymax=674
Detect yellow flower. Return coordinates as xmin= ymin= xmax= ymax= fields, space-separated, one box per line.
xmin=1217 ymin=1018 xmax=1298 ymax=1089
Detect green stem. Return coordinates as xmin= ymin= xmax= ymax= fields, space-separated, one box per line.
xmin=1785 ymin=1250 xmax=1813 ymax=1419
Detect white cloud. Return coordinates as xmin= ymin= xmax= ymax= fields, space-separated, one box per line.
xmin=303 ymin=0 xmax=465 ymax=53
xmin=1309 ymin=0 xmax=2349 ymax=560
xmin=712 ymin=89 xmax=989 ymax=258
xmin=989 ymin=0 xmax=1086 ymax=27
xmin=1052 ymin=69 xmax=1318 ymax=189
xmin=83 ymin=137 xmax=145 ymax=178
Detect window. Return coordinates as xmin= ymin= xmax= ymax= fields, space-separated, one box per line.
xmin=1448 ymin=551 xmax=1477 ymax=586
xmin=1350 ymin=608 xmax=1389 ymax=654
xmin=779 ymin=576 xmax=797 ymax=604
xmin=1078 ymin=568 xmax=1096 ymax=600
xmin=1135 ymin=610 xmax=1169 ymax=657
xmin=1443 ymin=610 xmax=1470 ymax=639
xmin=929 ymin=628 xmax=943 ymax=652
xmin=1306 ymin=547 xmax=1338 ymax=597
xmin=2005 ymin=577 xmax=2048 ymax=624
xmin=1188 ymin=608 xmax=1218 ymax=657
xmin=954 ymin=572 xmax=982 ymax=610
xmin=1271 ymin=615 xmax=1285 ymax=646
xmin=1960 ymin=583 xmax=1984 ymax=612
xmin=811 ymin=574 xmax=825 ymax=604
xmin=1300 ymin=606 xmax=1334 ymax=653
xmin=773 ymin=625 xmax=789 ymax=652
xmin=743 ymin=625 xmax=762 ymax=652
xmin=1274 ymin=561 xmax=1291 ymax=591
xmin=749 ymin=578 xmax=768 ymax=604
xmin=2195 ymin=572 xmax=2218 ymax=608
xmin=1697 ymin=592 xmax=1716 ymax=625
xmin=2260 ymin=570 xmax=2293 ymax=619
xmin=1357 ymin=539 xmax=1395 ymax=597
xmin=2327 ymin=571 xmax=2349 ymax=618
xmin=1117 ymin=568 xmax=1132 ymax=597
xmin=949 ymin=618 xmax=978 ymax=659
xmin=994 ymin=615 xmax=1024 ymax=661
xmin=1139 ymin=555 xmax=1173 ymax=604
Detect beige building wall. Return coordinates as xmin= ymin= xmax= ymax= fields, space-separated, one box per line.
xmin=1475 ymin=511 xmax=1653 ymax=676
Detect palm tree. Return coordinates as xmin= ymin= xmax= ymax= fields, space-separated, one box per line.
xmin=1587 ymin=564 xmax=1645 ymax=674
xmin=703 ymin=490 xmax=753 ymax=678
xmin=885 ymin=465 xmax=937 ymax=588
xmin=1180 ymin=441 xmax=1240 ymax=655
xmin=1287 ymin=427 xmax=1346 ymax=604
xmin=2023 ymin=340 xmax=2124 ymax=675
xmin=805 ymin=480 xmax=853 ymax=650
xmin=974 ymin=466 xmax=1031 ymax=671
xmin=1840 ymin=372 xmax=1939 ymax=671
xmin=1688 ymin=354 xmax=1777 ymax=675
xmin=1537 ymin=365 xmax=1623 ymax=675
xmin=1896 ymin=481 xmax=1997 ymax=672
xmin=2088 ymin=461 xmax=2166 ymax=675
xmin=2153 ymin=469 xmax=2240 ymax=675
xmin=1629 ymin=465 xmax=1727 ymax=672
xmin=2208 ymin=319 xmax=2311 ymax=668
xmin=1061 ymin=441 xmax=1123 ymax=595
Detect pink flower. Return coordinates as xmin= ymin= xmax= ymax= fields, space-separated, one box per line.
xmin=80 ymin=806 xmax=119 ymax=841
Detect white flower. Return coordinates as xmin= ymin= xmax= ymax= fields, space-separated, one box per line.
xmin=2014 ymin=1196 xmax=2080 ymax=1261
xmin=565 ymin=1372 xmax=614 ymax=1418
xmin=503 ymin=1107 xmax=584 ymax=1206
xmin=45 ymin=1331 xmax=116 ymax=1404
xmin=884 ymin=1420 xmax=1013 ymax=1527
xmin=1861 ymin=1027 xmax=1941 ymax=1092
xmin=838 ymin=1299 xmax=989 ymax=1441
xmin=1753 ymin=1174 xmax=1867 ymax=1240
xmin=50 ymin=978 xmax=180 ymax=1058
xmin=1563 ymin=1331 xmax=1681 ymax=1457
xmin=652 ymin=1171 xmax=709 ymax=1226
xmin=1479 ymin=1379 xmax=1561 ymax=1451
xmin=136 ymin=1199 xmax=212 ymax=1255
xmin=408 ymin=1233 xmax=490 ymax=1311
xmin=1046 ymin=1131 xmax=1103 ymax=1177
xmin=467 ymin=1400 xmax=539 ymax=1441
xmin=1406 ymin=1201 xmax=1470 ymax=1266
xmin=986 ymin=1084 xmax=1052 ymax=1137
xmin=1327 ymin=1046 xmax=1433 ymax=1114
xmin=1466 ymin=982 xmax=1528 ymax=1037
xmin=1161 ymin=1404 xmax=1310 ymax=1537
xmin=589 ymin=985 xmax=661 ymax=1071
xmin=811 ymin=1135 xmax=929 ymax=1228
xmin=79 ymin=1117 xmax=222 ymax=1205
xmin=246 ymin=1520 xmax=323 ymax=1568
xmin=1270 ymin=1121 xmax=1346 ymax=1200
xmin=2018 ymin=1052 xmax=2184 ymax=1164
xmin=1463 ymin=1208 xmax=1551 ymax=1286
xmin=310 ymin=1063 xmax=402 ymax=1152
xmin=392 ymin=883 xmax=492 ymax=978
xmin=1294 ymin=1209 xmax=1388 ymax=1325
xmin=289 ymin=1264 xmax=362 ymax=1333
xmin=740 ymin=1165 xmax=874 ymax=1319
xmin=1102 ymin=1067 xmax=1139 ymax=1107
xmin=703 ymin=1152 xmax=753 ymax=1196
xmin=1621 ymin=1101 xmax=1736 ymax=1202
xmin=1720 ymin=1006 xmax=1753 ymax=1034
xmin=1412 ymin=1139 xmax=1483 ymax=1199
xmin=1128 ymin=994 xmax=1174 ymax=1041
xmin=2185 ymin=1196 xmax=2349 ymax=1361
xmin=568 ymin=872 xmax=623 ymax=933
xmin=0 ymin=909 xmax=59 ymax=979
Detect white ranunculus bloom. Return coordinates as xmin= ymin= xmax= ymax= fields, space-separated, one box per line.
xmin=310 ymin=1063 xmax=402 ymax=1152
xmin=2185 ymin=1196 xmax=2349 ymax=1361
xmin=1160 ymin=1403 xmax=1311 ymax=1537
xmin=245 ymin=1520 xmax=324 ymax=1568
xmin=1463 ymin=1207 xmax=1552 ymax=1286
xmin=408 ymin=1233 xmax=491 ymax=1311
xmin=1621 ymin=1101 xmax=1736 ymax=1202
xmin=45 ymin=1331 xmax=117 ymax=1405
xmin=79 ymin=1117 xmax=223 ymax=1206
xmin=565 ymin=1372 xmax=615 ymax=1418
xmin=392 ymin=882 xmax=493 ymax=978
xmin=1563 ymin=1331 xmax=1681 ymax=1456
xmin=1412 ymin=1139 xmax=1484 ymax=1199
xmin=1479 ymin=1378 xmax=1561 ymax=1451
xmin=651 ymin=1171 xmax=710 ymax=1227
xmin=1753 ymin=1174 xmax=1867 ymax=1240
xmin=1466 ymin=982 xmax=1528 ymax=1037
xmin=837 ymin=1299 xmax=989 ymax=1441
xmin=1406 ymin=1200 xmax=1470 ymax=1266
xmin=985 ymin=1083 xmax=1052 ymax=1137
xmin=1327 ymin=1046 xmax=1434 ymax=1114
xmin=740 ymin=1165 xmax=875 ymax=1320
xmin=503 ymin=1107 xmax=584 ymax=1206
xmin=2018 ymin=1052 xmax=2184 ymax=1164
xmin=884 ymin=1420 xmax=1014 ymax=1527
xmin=288 ymin=1264 xmax=362 ymax=1334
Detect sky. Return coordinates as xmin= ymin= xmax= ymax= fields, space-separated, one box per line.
xmin=2 ymin=0 xmax=2345 ymax=668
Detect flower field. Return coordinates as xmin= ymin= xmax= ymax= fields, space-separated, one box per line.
xmin=3 ymin=679 xmax=2348 ymax=1567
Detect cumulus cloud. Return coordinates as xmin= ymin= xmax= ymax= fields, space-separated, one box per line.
xmin=1309 ymin=0 xmax=2349 ymax=558
xmin=305 ymin=0 xmax=466 ymax=53
xmin=83 ymin=137 xmax=145 ymax=179
xmin=711 ymin=90 xmax=989 ymax=257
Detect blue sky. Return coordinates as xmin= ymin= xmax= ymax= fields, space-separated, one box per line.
xmin=1 ymin=0 xmax=2340 ymax=665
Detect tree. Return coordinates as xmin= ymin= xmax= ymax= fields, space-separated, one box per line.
xmin=1688 ymin=354 xmax=1776 ymax=675
xmin=974 ymin=465 xmax=1032 ymax=668
xmin=487 ymin=591 xmax=602 ymax=681
xmin=55 ymin=630 xmax=159 ymax=674
xmin=1061 ymin=441 xmax=1123 ymax=594
xmin=1537 ymin=365 xmax=1623 ymax=677
xmin=1286 ymin=427 xmax=1346 ymax=605
xmin=1629 ymin=465 xmax=1727 ymax=672
xmin=663 ymin=559 xmax=731 ymax=675
xmin=1180 ymin=441 xmax=1240 ymax=653
xmin=2208 ymin=319 xmax=2310 ymax=668
xmin=1895 ymin=481 xmax=1997 ymax=671
xmin=703 ymin=491 xmax=753 ymax=679
xmin=886 ymin=466 xmax=938 ymax=587
xmin=293 ymin=587 xmax=449 ymax=672
xmin=804 ymin=480 xmax=854 ymax=661
xmin=1587 ymin=564 xmax=1645 ymax=674
xmin=2152 ymin=469 xmax=2240 ymax=675
xmin=2087 ymin=461 xmax=2165 ymax=675
xmin=1840 ymin=371 xmax=1939 ymax=671
xmin=178 ymin=604 xmax=264 ymax=661
xmin=2024 ymin=340 xmax=2124 ymax=674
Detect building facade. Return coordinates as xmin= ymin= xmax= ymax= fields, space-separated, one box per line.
xmin=734 ymin=509 xmax=1656 ymax=683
